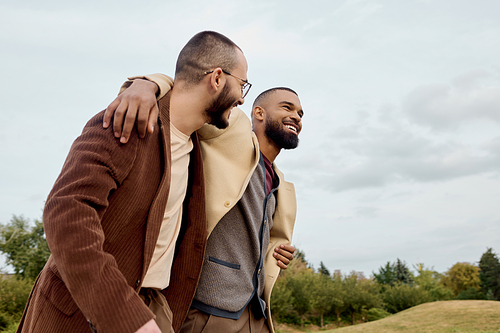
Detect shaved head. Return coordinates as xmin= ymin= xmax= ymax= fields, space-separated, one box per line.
xmin=175 ymin=31 xmax=242 ymax=86
xmin=251 ymin=87 xmax=299 ymax=124
xmin=252 ymin=87 xmax=298 ymax=109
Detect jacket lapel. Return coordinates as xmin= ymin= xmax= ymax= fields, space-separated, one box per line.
xmin=141 ymin=92 xmax=173 ymax=278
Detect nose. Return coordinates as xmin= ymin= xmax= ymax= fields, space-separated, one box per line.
xmin=236 ymin=96 xmax=245 ymax=106
xmin=290 ymin=111 xmax=301 ymax=122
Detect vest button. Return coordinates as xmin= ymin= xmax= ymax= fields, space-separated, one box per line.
xmin=135 ymin=279 xmax=141 ymax=287
xmin=224 ymin=201 xmax=231 ymax=208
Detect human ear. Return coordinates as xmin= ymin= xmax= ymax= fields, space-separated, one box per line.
xmin=209 ymin=68 xmax=224 ymax=91
xmin=253 ymin=106 xmax=265 ymax=121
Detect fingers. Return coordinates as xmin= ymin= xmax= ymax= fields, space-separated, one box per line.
xmin=104 ymin=79 xmax=159 ymax=143
xmin=103 ymin=98 xmax=120 ymax=129
xmin=276 ymin=260 xmax=288 ymax=270
xmin=136 ymin=97 xmax=154 ymax=138
xmin=111 ymin=98 xmax=133 ymax=142
xmin=279 ymin=244 xmax=295 ymax=259
xmin=117 ymin=80 xmax=158 ymax=142
xmin=113 ymin=98 xmax=128 ymax=138
xmin=147 ymin=105 xmax=159 ymax=134
xmin=119 ymin=98 xmax=140 ymax=143
xmin=273 ymin=252 xmax=290 ymax=266
xmin=273 ymin=244 xmax=295 ymax=269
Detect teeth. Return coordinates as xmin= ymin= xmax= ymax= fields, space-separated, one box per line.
xmin=285 ymin=125 xmax=297 ymax=132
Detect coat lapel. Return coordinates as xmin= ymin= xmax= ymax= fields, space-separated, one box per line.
xmin=141 ymin=92 xmax=173 ymax=278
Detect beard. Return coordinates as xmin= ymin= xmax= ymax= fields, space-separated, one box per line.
xmin=204 ymin=83 xmax=237 ymax=129
xmin=264 ymin=116 xmax=299 ymax=150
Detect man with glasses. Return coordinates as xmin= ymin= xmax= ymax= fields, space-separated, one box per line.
xmin=103 ymin=72 xmax=303 ymax=332
xmin=17 ymin=31 xmax=251 ymax=333
xmin=204 ymin=69 xmax=252 ymax=96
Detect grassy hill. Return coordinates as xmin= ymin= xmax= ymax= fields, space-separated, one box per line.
xmin=330 ymin=300 xmax=500 ymax=333
xmin=277 ymin=300 xmax=500 ymax=333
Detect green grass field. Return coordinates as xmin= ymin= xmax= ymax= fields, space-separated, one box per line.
xmin=277 ymin=300 xmax=500 ymax=333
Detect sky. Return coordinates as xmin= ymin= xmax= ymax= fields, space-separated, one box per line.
xmin=1 ymin=0 xmax=499 ymax=277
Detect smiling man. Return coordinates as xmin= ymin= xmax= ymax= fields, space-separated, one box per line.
xmin=17 ymin=31 xmax=250 ymax=333
xmin=104 ymin=79 xmax=303 ymax=332
xmin=187 ymin=87 xmax=303 ymax=333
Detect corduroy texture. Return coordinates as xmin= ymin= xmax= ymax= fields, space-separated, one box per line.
xmin=17 ymin=93 xmax=207 ymax=333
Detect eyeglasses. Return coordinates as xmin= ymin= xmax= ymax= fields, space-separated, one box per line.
xmin=204 ymin=69 xmax=252 ymax=98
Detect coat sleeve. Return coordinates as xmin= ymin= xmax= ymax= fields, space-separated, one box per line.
xmin=43 ymin=112 xmax=154 ymax=333
xmin=119 ymin=73 xmax=174 ymax=99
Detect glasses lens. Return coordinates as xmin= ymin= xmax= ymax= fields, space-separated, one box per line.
xmin=242 ymin=84 xmax=250 ymax=98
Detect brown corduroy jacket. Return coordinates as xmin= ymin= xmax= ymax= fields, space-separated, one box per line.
xmin=17 ymin=94 xmax=207 ymax=333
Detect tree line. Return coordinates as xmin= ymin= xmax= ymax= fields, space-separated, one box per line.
xmin=270 ymin=248 xmax=500 ymax=329
xmin=0 ymin=215 xmax=499 ymax=331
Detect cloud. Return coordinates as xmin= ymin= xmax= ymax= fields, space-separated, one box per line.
xmin=403 ymin=69 xmax=500 ymax=129
xmin=289 ymin=70 xmax=500 ymax=193
xmin=315 ymin=125 xmax=500 ymax=192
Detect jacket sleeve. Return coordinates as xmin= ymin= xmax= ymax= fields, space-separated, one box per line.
xmin=119 ymin=73 xmax=174 ymax=99
xmin=43 ymin=112 xmax=154 ymax=333
xmin=262 ymin=173 xmax=297 ymax=332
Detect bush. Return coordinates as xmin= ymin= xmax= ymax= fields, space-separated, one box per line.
xmin=0 ymin=311 xmax=11 ymax=331
xmin=0 ymin=276 xmax=33 ymax=316
xmin=2 ymin=321 xmax=20 ymax=333
xmin=383 ymin=283 xmax=432 ymax=313
xmin=367 ymin=307 xmax=391 ymax=321
xmin=455 ymin=287 xmax=485 ymax=300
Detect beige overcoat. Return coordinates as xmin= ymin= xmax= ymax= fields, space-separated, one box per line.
xmin=137 ymin=74 xmax=297 ymax=332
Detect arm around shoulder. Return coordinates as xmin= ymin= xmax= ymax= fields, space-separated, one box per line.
xmin=121 ymin=74 xmax=173 ymax=99
xmin=104 ymin=74 xmax=173 ymax=143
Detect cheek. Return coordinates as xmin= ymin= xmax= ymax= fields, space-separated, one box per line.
xmin=233 ymin=85 xmax=242 ymax=99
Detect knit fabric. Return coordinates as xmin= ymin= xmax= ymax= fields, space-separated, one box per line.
xmin=191 ymin=156 xmax=278 ymax=319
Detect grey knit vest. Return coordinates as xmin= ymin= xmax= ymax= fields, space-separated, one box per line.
xmin=191 ymin=156 xmax=278 ymax=319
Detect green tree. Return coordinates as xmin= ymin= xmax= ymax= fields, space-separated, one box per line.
xmin=394 ymin=258 xmax=414 ymax=285
xmin=441 ymin=262 xmax=481 ymax=297
xmin=383 ymin=282 xmax=432 ymax=313
xmin=373 ymin=261 xmax=396 ymax=288
xmin=310 ymin=273 xmax=337 ymax=328
xmin=318 ymin=261 xmax=330 ymax=277
xmin=455 ymin=287 xmax=485 ymax=300
xmin=330 ymin=273 xmax=347 ymax=327
xmin=374 ymin=259 xmax=413 ymax=290
xmin=270 ymin=271 xmax=294 ymax=325
xmin=478 ymin=248 xmax=500 ymax=300
xmin=414 ymin=265 xmax=453 ymax=301
xmin=289 ymin=269 xmax=314 ymax=328
xmin=344 ymin=272 xmax=381 ymax=324
xmin=0 ymin=215 xmax=50 ymax=280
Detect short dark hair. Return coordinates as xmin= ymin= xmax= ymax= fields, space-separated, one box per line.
xmin=252 ymin=87 xmax=298 ymax=109
xmin=175 ymin=31 xmax=242 ymax=85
